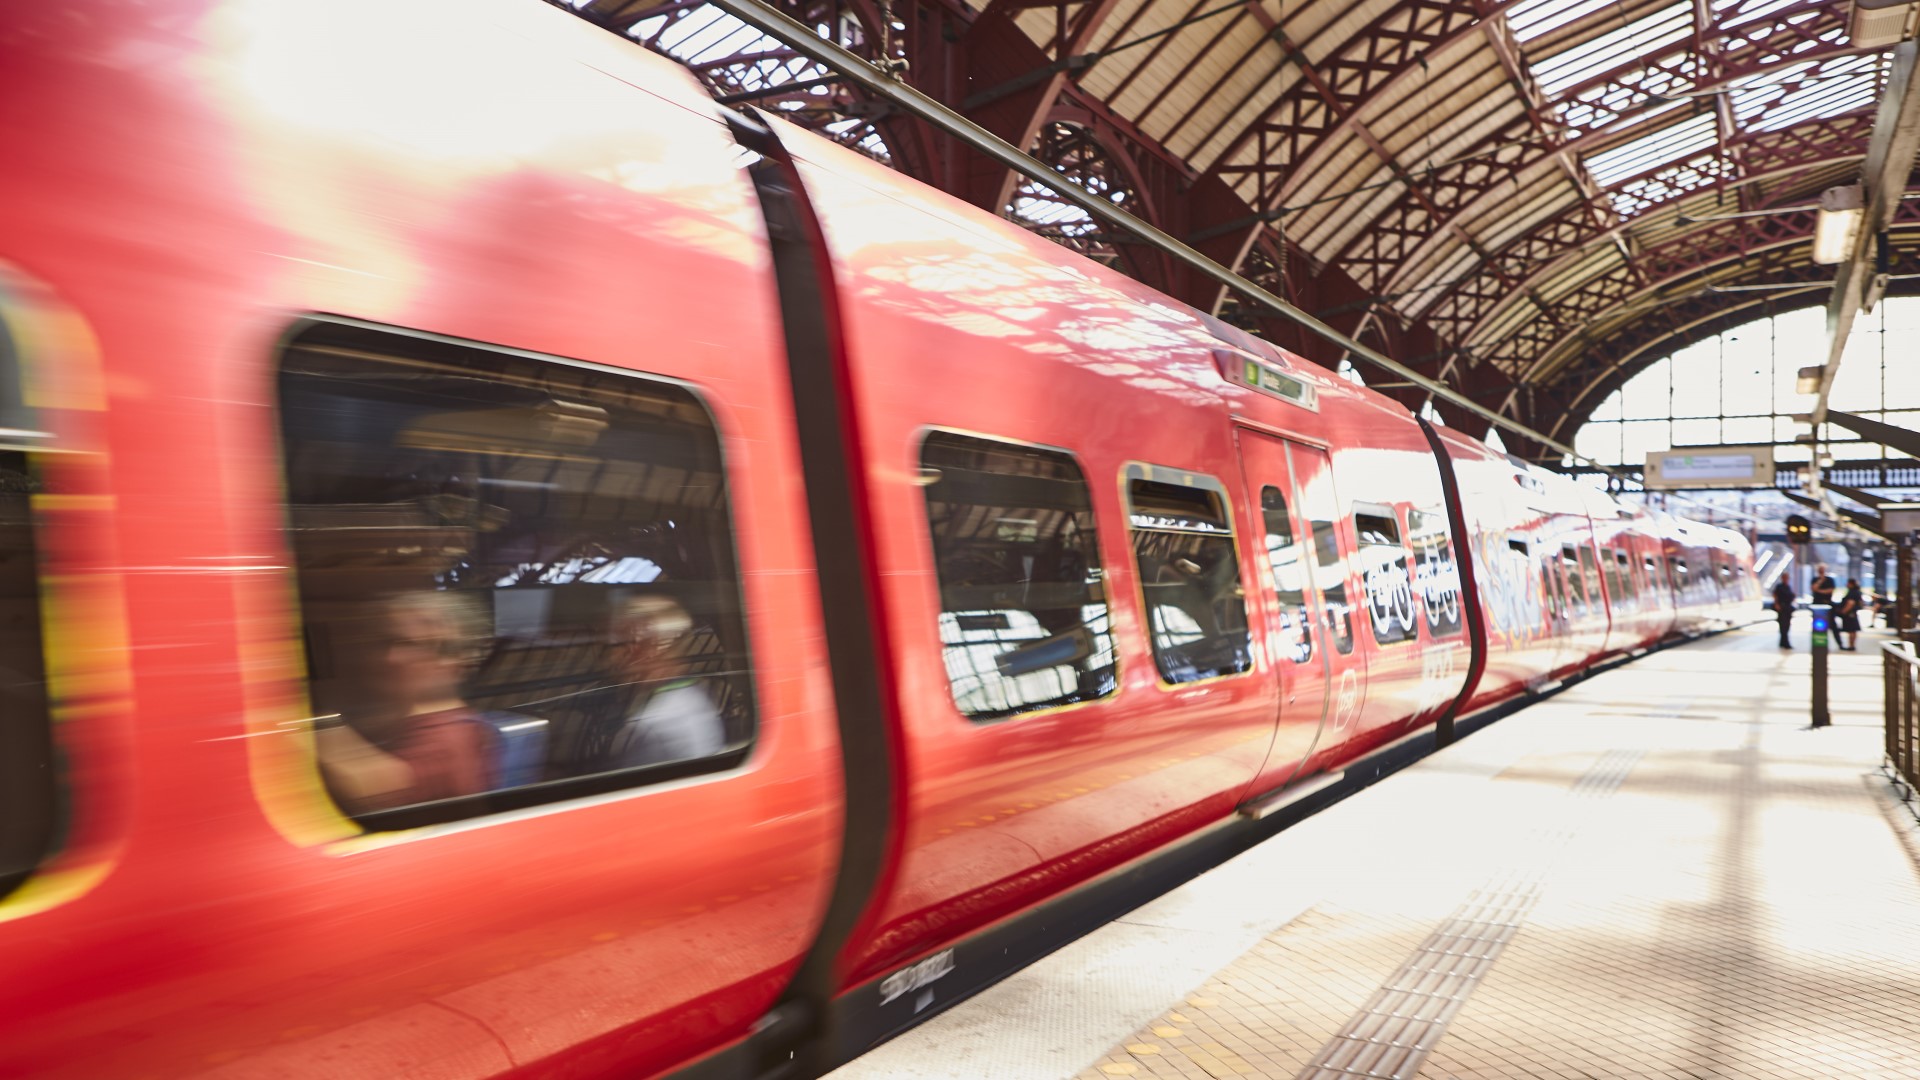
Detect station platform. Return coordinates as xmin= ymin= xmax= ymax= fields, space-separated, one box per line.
xmin=827 ymin=624 xmax=1920 ymax=1080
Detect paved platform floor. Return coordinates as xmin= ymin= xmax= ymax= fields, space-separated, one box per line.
xmin=831 ymin=625 xmax=1920 ymax=1080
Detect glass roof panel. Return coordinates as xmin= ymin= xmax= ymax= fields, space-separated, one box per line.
xmin=1507 ymin=0 xmax=1620 ymax=42
xmin=1585 ymin=111 xmax=1717 ymax=187
xmin=1528 ymin=3 xmax=1692 ymax=98
xmin=1731 ymin=55 xmax=1885 ymax=132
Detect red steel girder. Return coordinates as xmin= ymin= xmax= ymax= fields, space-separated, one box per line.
xmin=1411 ymin=109 xmax=1878 ymax=347
xmin=1196 ymin=0 xmax=1491 ymax=209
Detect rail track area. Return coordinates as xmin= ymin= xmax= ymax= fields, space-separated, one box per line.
xmin=828 ymin=624 xmax=1920 ymax=1080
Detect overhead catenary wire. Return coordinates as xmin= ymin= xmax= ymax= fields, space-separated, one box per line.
xmin=687 ymin=0 xmax=1773 ymax=524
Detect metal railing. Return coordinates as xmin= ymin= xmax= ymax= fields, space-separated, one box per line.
xmin=1884 ymin=640 xmax=1920 ymax=806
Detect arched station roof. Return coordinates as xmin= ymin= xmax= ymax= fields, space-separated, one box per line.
xmin=562 ymin=0 xmax=1920 ymax=453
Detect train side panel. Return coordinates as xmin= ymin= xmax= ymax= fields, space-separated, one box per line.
xmin=0 ymin=3 xmax=843 ymax=1077
xmin=779 ymin=128 xmax=1283 ymax=987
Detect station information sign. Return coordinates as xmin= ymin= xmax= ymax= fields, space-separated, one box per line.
xmin=1643 ymin=445 xmax=1774 ymax=489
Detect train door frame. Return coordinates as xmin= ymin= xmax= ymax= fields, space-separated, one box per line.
xmin=1232 ymin=426 xmax=1333 ymax=797
xmin=1281 ymin=441 xmax=1369 ymax=764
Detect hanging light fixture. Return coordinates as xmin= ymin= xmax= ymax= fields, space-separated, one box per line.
xmin=1812 ymin=184 xmax=1865 ymax=265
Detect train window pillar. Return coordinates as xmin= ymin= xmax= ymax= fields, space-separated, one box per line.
xmin=1354 ymin=505 xmax=1416 ymax=646
xmin=277 ymin=319 xmax=757 ymax=832
xmin=919 ymin=432 xmax=1118 ymax=720
xmin=1123 ymin=469 xmax=1252 ymax=684
xmin=1258 ymin=486 xmax=1313 ymax=665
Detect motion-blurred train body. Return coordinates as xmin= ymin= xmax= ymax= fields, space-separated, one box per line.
xmin=0 ymin=2 xmax=1757 ymax=1077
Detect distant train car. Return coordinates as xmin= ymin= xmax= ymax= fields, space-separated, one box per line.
xmin=0 ymin=2 xmax=1757 ymax=1078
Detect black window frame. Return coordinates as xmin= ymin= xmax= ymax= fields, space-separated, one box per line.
xmin=918 ymin=429 xmax=1119 ymax=722
xmin=275 ymin=317 xmax=758 ymax=834
xmin=1407 ymin=507 xmax=1463 ymax=638
xmin=1258 ymin=484 xmax=1315 ymax=666
xmin=1353 ymin=502 xmax=1418 ymax=646
xmin=1122 ymin=464 xmax=1254 ymax=685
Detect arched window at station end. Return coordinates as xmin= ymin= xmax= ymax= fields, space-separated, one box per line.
xmin=1572 ymin=298 xmax=1920 ymax=477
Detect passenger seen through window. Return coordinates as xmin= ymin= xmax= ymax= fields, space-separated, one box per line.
xmin=279 ymin=320 xmax=754 ymax=830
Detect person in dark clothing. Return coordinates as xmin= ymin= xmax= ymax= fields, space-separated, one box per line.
xmin=1836 ymin=578 xmax=1864 ymax=651
xmin=1810 ymin=564 xmax=1836 ymax=609
xmin=1772 ymin=578 xmax=1796 ymax=649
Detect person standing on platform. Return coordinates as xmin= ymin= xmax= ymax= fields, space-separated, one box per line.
xmin=1773 ymin=577 xmax=1797 ymax=649
xmin=1836 ymin=578 xmax=1864 ymax=651
xmin=1811 ymin=564 xmax=1836 ymax=609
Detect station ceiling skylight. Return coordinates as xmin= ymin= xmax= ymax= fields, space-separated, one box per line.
xmin=1730 ymin=54 xmax=1887 ymax=131
xmin=1526 ymin=3 xmax=1694 ymax=96
xmin=1584 ymin=111 xmax=1719 ymax=188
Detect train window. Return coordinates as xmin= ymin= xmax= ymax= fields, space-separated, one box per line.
xmin=1576 ymin=547 xmax=1602 ymax=613
xmin=1300 ymin=487 xmax=1355 ymax=656
xmin=0 ymin=444 xmax=53 ymax=899
xmin=1354 ymin=505 xmax=1416 ymax=646
xmin=1540 ymin=555 xmax=1565 ymax=622
xmin=1409 ymin=509 xmax=1462 ymax=638
xmin=1669 ymin=557 xmax=1689 ymax=597
xmin=278 ymin=320 xmax=755 ymax=831
xmin=921 ymin=432 xmax=1118 ymax=720
xmin=1259 ymin=486 xmax=1313 ymax=664
xmin=1599 ymin=550 xmax=1622 ymax=610
xmin=1613 ymin=550 xmax=1636 ymax=607
xmin=1560 ymin=545 xmax=1589 ymax=617
xmin=1124 ymin=469 xmax=1252 ymax=683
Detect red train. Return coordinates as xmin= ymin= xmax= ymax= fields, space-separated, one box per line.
xmin=0 ymin=2 xmax=1757 ymax=1077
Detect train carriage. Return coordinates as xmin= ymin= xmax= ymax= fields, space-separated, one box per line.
xmin=0 ymin=2 xmax=1758 ymax=1078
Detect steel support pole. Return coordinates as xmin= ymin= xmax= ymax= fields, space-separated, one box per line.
xmin=1901 ymin=541 xmax=1915 ymax=636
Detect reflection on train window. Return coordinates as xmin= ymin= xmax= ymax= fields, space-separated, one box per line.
xmin=1576 ymin=547 xmax=1602 ymax=614
xmin=1259 ymin=486 xmax=1312 ymax=664
xmin=1541 ymin=554 xmax=1566 ymax=623
xmin=1611 ymin=550 xmax=1635 ymax=609
xmin=1125 ymin=472 xmax=1251 ymax=683
xmin=278 ymin=320 xmax=754 ymax=831
xmin=920 ymin=432 xmax=1117 ymax=720
xmin=0 ymin=443 xmax=54 ymax=899
xmin=1298 ymin=481 xmax=1355 ymax=655
xmin=1669 ymin=557 xmax=1689 ymax=598
xmin=1407 ymin=509 xmax=1461 ymax=637
xmin=1560 ymin=545 xmax=1589 ymax=617
xmin=1354 ymin=505 xmax=1416 ymax=646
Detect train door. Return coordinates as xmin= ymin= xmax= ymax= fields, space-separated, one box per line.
xmin=1286 ymin=440 xmax=1368 ymax=764
xmin=1234 ymin=428 xmax=1331 ymax=793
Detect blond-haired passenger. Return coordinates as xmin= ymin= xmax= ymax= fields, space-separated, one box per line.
xmin=317 ymin=591 xmax=499 ymax=814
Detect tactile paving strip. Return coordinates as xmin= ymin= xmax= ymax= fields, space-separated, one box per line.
xmin=1291 ymin=749 xmax=1643 ymax=1080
